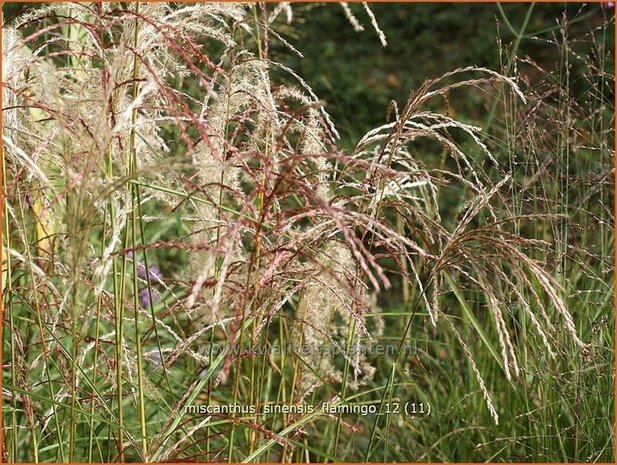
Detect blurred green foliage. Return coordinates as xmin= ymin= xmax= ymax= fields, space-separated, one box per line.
xmin=269 ymin=2 xmax=613 ymax=148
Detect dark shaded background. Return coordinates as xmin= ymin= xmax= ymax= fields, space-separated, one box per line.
xmin=267 ymin=2 xmax=614 ymax=148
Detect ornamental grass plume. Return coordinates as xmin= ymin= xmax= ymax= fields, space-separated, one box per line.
xmin=2 ymin=2 xmax=598 ymax=462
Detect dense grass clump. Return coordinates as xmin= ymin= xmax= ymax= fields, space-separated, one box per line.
xmin=2 ymin=2 xmax=613 ymax=462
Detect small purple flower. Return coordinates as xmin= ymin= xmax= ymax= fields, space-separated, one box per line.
xmin=607 ymin=2 xmax=615 ymax=8
xmin=139 ymin=287 xmax=160 ymax=308
xmin=127 ymin=251 xmax=164 ymax=284
xmin=137 ymin=263 xmax=163 ymax=285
